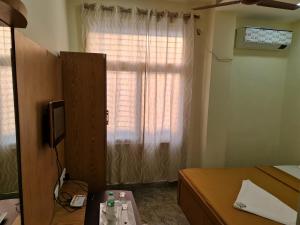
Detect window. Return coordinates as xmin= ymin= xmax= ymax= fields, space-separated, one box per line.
xmin=86 ymin=31 xmax=184 ymax=143
xmin=0 ymin=27 xmax=16 ymax=147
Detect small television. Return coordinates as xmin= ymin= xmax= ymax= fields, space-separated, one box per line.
xmin=48 ymin=100 xmax=65 ymax=148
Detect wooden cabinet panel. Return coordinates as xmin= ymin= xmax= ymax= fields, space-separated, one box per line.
xmin=14 ymin=31 xmax=64 ymax=225
xmin=61 ymin=52 xmax=107 ymax=192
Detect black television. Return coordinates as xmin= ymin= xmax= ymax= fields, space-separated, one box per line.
xmin=48 ymin=100 xmax=65 ymax=148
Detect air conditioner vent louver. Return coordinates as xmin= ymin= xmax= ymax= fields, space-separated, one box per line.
xmin=235 ymin=27 xmax=293 ymax=50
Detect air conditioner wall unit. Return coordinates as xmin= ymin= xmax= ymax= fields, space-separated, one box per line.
xmin=235 ymin=27 xmax=293 ymax=50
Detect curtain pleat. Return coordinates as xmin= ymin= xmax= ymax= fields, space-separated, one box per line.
xmin=83 ymin=4 xmax=195 ymax=184
xmin=0 ymin=27 xmax=18 ymax=194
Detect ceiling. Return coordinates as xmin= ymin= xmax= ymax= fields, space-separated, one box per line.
xmin=194 ymin=0 xmax=300 ymax=23
xmin=163 ymin=0 xmax=300 ymax=23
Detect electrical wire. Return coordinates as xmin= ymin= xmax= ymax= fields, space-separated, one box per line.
xmin=54 ymin=146 xmax=62 ymax=177
xmin=59 ymin=191 xmax=73 ymax=202
xmin=53 ymin=146 xmax=88 ymax=212
xmin=208 ymin=49 xmax=233 ymax=62
xmin=67 ymin=180 xmax=88 ymax=192
xmin=15 ymin=202 xmax=21 ymax=213
xmin=53 ymin=146 xmax=62 ymax=193
xmin=56 ymin=198 xmax=78 ymax=213
xmin=53 ymin=145 xmax=76 ymax=213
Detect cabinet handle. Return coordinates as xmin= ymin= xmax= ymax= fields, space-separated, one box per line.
xmin=106 ymin=110 xmax=109 ymax=125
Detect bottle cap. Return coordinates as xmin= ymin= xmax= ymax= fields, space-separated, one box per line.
xmin=108 ymin=192 xmax=114 ymax=196
xmin=107 ymin=199 xmax=115 ymax=207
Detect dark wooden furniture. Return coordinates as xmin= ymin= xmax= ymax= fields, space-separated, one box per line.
xmin=51 ymin=181 xmax=88 ymax=225
xmin=178 ymin=167 xmax=299 ymax=225
xmin=0 ymin=0 xmax=27 ymax=27
xmin=85 ymin=190 xmax=142 ymax=225
xmin=14 ymin=31 xmax=64 ymax=225
xmin=0 ymin=199 xmax=20 ymax=225
xmin=13 ymin=37 xmax=107 ymax=225
xmin=61 ymin=52 xmax=107 ymax=192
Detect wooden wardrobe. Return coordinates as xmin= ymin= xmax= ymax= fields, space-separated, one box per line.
xmin=60 ymin=52 xmax=107 ymax=192
xmin=14 ymin=34 xmax=107 ymax=225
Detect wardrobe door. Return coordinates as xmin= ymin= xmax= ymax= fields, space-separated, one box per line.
xmin=61 ymin=52 xmax=107 ymax=192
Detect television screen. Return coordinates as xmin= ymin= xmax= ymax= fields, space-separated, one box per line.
xmin=49 ymin=100 xmax=65 ymax=148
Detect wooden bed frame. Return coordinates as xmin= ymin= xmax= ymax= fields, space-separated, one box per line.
xmin=178 ymin=167 xmax=299 ymax=225
xmin=178 ymin=172 xmax=225 ymax=225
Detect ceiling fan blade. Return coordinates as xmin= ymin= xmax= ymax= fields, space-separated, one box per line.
xmin=193 ymin=0 xmax=241 ymax=10
xmin=257 ymin=0 xmax=299 ymax=10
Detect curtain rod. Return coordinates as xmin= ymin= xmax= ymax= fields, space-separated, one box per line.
xmin=83 ymin=3 xmax=200 ymax=19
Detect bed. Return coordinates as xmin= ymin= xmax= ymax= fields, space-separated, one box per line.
xmin=178 ymin=167 xmax=299 ymax=225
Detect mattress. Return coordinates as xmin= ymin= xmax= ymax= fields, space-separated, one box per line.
xmin=178 ymin=168 xmax=299 ymax=225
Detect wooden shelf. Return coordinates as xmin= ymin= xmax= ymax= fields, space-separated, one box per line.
xmin=0 ymin=0 xmax=27 ymax=28
xmin=51 ymin=181 xmax=88 ymax=225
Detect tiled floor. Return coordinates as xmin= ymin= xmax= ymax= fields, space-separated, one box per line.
xmin=110 ymin=183 xmax=190 ymax=225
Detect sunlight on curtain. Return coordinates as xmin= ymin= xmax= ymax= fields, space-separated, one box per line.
xmin=0 ymin=27 xmax=18 ymax=195
xmin=84 ymin=6 xmax=194 ymax=184
xmin=87 ymin=33 xmax=183 ymax=143
xmin=0 ymin=27 xmax=16 ymax=149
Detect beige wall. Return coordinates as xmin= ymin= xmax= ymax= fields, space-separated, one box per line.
xmin=227 ymin=18 xmax=291 ymax=167
xmin=204 ymin=12 xmax=236 ymax=167
xmin=18 ymin=0 xmax=69 ymax=53
xmin=187 ymin=10 xmax=215 ymax=168
xmin=206 ymin=14 xmax=298 ymax=168
xmin=279 ymin=21 xmax=300 ymax=165
xmin=227 ymin=51 xmax=288 ymax=166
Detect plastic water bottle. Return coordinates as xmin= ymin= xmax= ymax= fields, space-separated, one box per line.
xmin=106 ymin=192 xmax=116 ymax=225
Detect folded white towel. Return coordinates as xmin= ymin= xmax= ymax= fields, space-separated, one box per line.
xmin=234 ymin=180 xmax=297 ymax=225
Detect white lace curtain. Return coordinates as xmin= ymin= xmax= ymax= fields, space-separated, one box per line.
xmin=0 ymin=27 xmax=16 ymax=149
xmin=0 ymin=27 xmax=18 ymax=194
xmin=83 ymin=4 xmax=195 ymax=184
